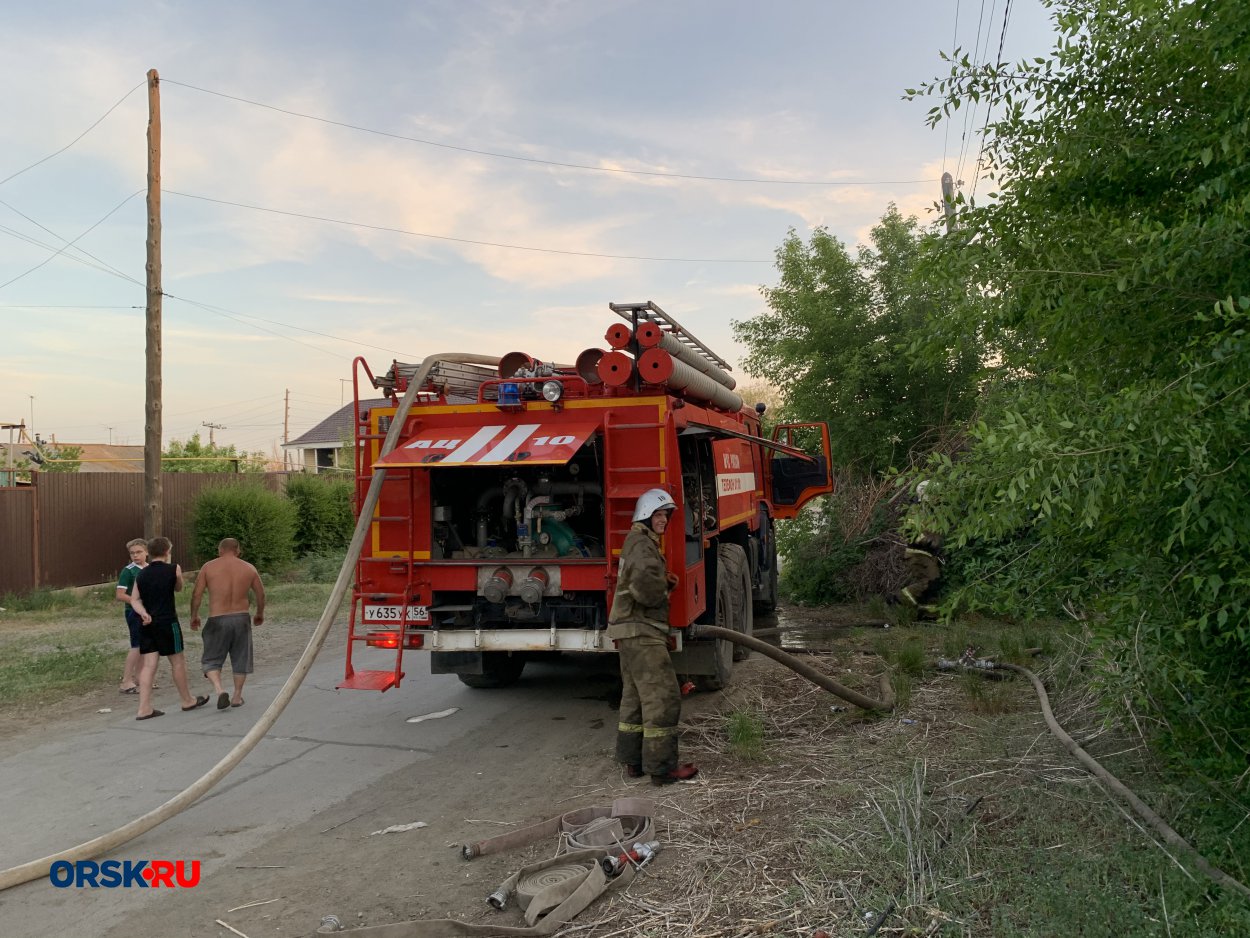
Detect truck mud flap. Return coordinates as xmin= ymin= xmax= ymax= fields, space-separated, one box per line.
xmin=432 ymin=651 xmax=487 ymax=675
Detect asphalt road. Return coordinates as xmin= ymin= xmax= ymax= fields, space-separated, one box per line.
xmin=0 ymin=644 xmax=624 ymax=938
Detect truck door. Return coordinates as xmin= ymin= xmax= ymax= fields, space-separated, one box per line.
xmin=768 ymin=423 xmax=834 ymax=519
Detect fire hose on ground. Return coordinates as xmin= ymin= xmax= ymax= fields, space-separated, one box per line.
xmin=0 ymin=353 xmax=502 ymax=894
xmin=689 ymin=628 xmax=1247 ymax=900
xmin=941 ymin=657 xmax=1250 ymax=900
xmin=691 ymin=623 xmax=896 ymax=711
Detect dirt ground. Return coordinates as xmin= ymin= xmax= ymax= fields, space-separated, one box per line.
xmin=6 ymin=603 xmax=1240 ymax=937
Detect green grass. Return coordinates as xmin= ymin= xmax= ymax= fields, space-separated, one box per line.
xmin=0 ymin=569 xmax=336 ymax=712
xmin=724 ymin=709 xmax=766 ymax=761
xmin=0 ymin=640 xmax=122 ymax=704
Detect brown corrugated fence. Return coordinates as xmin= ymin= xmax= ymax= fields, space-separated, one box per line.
xmin=0 ymin=473 xmax=289 ymax=595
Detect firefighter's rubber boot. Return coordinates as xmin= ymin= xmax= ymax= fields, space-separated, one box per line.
xmin=651 ymin=764 xmax=699 ymax=786
xmin=624 ymin=764 xmax=644 ymax=779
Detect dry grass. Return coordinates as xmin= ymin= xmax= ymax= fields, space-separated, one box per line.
xmin=553 ymin=620 xmax=1247 ymax=938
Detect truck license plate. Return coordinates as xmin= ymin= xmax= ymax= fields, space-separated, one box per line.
xmin=363 ymin=605 xmax=430 ymax=623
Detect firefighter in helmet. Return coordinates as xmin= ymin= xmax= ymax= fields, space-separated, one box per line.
xmin=608 ymin=488 xmax=699 ymax=785
xmin=898 ymin=480 xmax=943 ymax=619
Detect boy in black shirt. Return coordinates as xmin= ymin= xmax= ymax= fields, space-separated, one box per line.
xmin=130 ymin=537 xmax=210 ymax=720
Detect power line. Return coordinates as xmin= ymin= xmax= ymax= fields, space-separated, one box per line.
xmin=942 ymin=0 xmax=962 ymax=177
xmin=0 ymin=191 xmax=144 ymax=290
xmin=161 ymin=291 xmax=423 ymax=359
xmin=165 ymin=189 xmax=770 ymax=263
xmin=954 ymin=0 xmax=990 ymax=186
xmin=971 ymin=0 xmax=1014 ymax=201
xmin=0 ymin=81 xmax=146 ymax=188
xmin=161 ymin=78 xmax=931 ymax=188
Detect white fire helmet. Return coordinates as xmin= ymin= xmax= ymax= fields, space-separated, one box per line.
xmin=632 ymin=488 xmax=677 ymax=523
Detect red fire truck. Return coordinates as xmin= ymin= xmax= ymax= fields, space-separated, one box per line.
xmin=340 ymin=301 xmax=832 ymax=692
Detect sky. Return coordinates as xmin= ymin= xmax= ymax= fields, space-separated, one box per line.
xmin=0 ymin=0 xmax=1057 ymax=460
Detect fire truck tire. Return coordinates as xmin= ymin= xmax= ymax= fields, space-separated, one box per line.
xmin=456 ymin=653 xmax=527 ymax=689
xmin=720 ymin=544 xmax=754 ymax=662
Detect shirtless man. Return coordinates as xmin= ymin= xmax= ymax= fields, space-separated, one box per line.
xmin=190 ymin=538 xmax=266 ymax=710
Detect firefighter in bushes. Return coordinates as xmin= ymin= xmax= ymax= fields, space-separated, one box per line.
xmin=608 ymin=488 xmax=699 ymax=786
xmin=898 ymin=480 xmax=943 ymax=620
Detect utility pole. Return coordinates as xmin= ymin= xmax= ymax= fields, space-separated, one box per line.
xmin=2 ymin=421 xmax=22 ymax=487
xmin=283 ymin=389 xmax=291 ymax=470
xmin=28 ymin=396 xmax=35 ymax=437
xmin=941 ymin=171 xmax=956 ymax=233
xmin=202 ymin=421 xmax=225 ymax=446
xmin=144 ymin=67 xmax=163 ymax=538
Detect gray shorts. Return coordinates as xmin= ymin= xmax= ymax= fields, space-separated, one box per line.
xmin=201 ymin=612 xmax=254 ymax=674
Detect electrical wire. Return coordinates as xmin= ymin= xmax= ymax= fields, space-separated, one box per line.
xmin=0 ymin=191 xmax=144 ymax=291
xmin=970 ymin=0 xmax=1014 ymax=201
xmin=161 ymin=291 xmax=422 ymax=359
xmin=0 ymin=81 xmax=146 ymax=188
xmin=164 ymin=190 xmax=769 ymax=263
xmin=161 ymin=78 xmax=930 ymax=188
xmin=942 ymin=0 xmax=962 ymax=177
xmin=952 ymin=0 xmax=989 ymax=185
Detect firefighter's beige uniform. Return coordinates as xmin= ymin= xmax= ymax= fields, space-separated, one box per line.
xmin=900 ymin=531 xmax=943 ymax=617
xmin=608 ymin=521 xmax=682 ymax=778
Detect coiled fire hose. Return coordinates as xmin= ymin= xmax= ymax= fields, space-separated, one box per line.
xmin=943 ymin=658 xmax=1250 ymax=900
xmin=0 ymin=353 xmax=501 ymax=893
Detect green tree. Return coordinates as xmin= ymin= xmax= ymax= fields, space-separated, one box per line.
xmin=733 ymin=206 xmax=983 ymax=475
xmin=38 ymin=443 xmax=82 ymax=473
xmin=909 ymin=0 xmax=1250 ymax=781
xmin=163 ymin=432 xmax=267 ymax=473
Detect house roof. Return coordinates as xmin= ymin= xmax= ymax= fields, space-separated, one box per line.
xmin=54 ymin=443 xmax=145 ymax=473
xmin=285 ymin=389 xmax=480 ymax=450
xmin=285 ymin=399 xmax=391 ymax=448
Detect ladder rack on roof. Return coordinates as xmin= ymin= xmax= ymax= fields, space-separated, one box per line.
xmin=609 ymin=300 xmax=732 ymax=374
xmin=374 ymin=359 xmax=499 ymax=399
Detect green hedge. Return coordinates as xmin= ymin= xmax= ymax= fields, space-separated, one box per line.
xmin=286 ymin=474 xmax=354 ymax=556
xmin=191 ymin=483 xmax=297 ymax=572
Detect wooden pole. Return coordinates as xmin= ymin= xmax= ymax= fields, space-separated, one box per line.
xmin=144 ymin=68 xmax=163 ymax=538
xmin=283 ymin=389 xmax=290 ymax=470
xmin=940 ymin=171 xmax=956 ymax=233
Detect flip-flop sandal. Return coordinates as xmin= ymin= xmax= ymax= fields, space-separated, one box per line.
xmin=182 ymin=696 xmax=211 ymax=711
xmin=217 ymin=692 xmax=231 ymax=710
xmin=231 ymin=701 xmax=244 ymax=708
xmin=135 ymin=710 xmax=165 ymax=721
xmin=120 ymin=686 xmax=139 ymax=695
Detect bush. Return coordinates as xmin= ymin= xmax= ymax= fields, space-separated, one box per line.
xmin=191 ymin=483 xmax=296 ymax=572
xmin=778 ymin=485 xmax=901 ymax=605
xmin=286 ymin=474 xmax=355 ymax=556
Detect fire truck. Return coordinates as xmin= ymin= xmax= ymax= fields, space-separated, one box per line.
xmin=339 ymin=301 xmax=832 ymax=692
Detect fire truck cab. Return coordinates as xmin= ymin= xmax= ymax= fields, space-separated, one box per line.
xmin=341 ymin=302 xmax=833 ymax=692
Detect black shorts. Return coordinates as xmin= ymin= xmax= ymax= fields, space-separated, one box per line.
xmin=138 ymin=620 xmax=185 ymax=657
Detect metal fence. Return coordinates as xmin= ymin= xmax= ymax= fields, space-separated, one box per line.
xmin=0 ymin=473 xmax=289 ymax=595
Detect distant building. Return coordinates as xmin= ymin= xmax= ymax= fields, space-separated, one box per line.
xmin=282 ymin=400 xmax=389 ymax=474
xmin=64 ymin=443 xmax=145 ymax=473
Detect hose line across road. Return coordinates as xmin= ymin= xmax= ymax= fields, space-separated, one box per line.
xmin=0 ymin=353 xmax=501 ymax=894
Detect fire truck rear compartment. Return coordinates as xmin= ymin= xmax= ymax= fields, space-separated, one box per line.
xmin=424 ymin=438 xmax=608 ymax=630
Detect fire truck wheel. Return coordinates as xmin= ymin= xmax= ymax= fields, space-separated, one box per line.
xmin=697 ymin=552 xmax=741 ymax=691
xmin=456 ymin=652 xmax=527 ymax=689
xmin=719 ymin=544 xmax=754 ymax=662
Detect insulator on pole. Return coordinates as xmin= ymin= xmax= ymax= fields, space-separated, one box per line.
xmin=638 ymin=349 xmax=743 ymax=411
xmin=597 ymin=350 xmax=635 ymax=387
xmin=604 ymin=323 xmax=633 ymax=350
xmin=634 ymin=321 xmax=737 ymax=390
xmin=576 ymin=348 xmax=605 ymax=385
